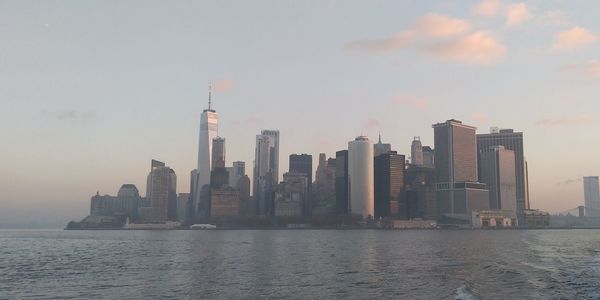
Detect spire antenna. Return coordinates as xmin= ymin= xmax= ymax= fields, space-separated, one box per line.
xmin=208 ymin=81 xmax=212 ymax=110
xmin=378 ymin=132 xmax=382 ymax=143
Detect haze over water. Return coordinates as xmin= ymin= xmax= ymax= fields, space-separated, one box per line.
xmin=2 ymin=229 xmax=600 ymax=299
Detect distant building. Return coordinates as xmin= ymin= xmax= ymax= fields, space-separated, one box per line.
xmin=335 ymin=150 xmax=349 ymax=214
xmin=253 ymin=130 xmax=280 ymax=216
xmin=584 ymin=176 xmax=600 ymax=217
xmin=313 ymin=154 xmax=336 ymax=215
xmin=211 ymin=137 xmax=226 ymax=170
xmin=479 ymin=146 xmax=517 ymax=214
xmin=477 ymin=128 xmax=530 ymax=215
xmin=210 ymin=166 xmax=230 ymax=189
xmin=237 ymin=174 xmax=252 ymax=216
xmin=289 ymin=154 xmax=312 ymax=216
xmin=521 ymin=209 xmax=550 ymax=228
xmin=374 ymin=151 xmax=406 ymax=219
xmin=373 ymin=134 xmax=392 ymax=157
xmin=411 ymin=137 xmax=423 ymax=166
xmin=422 ymin=146 xmax=435 ymax=168
xmin=348 ymin=136 xmax=375 ymax=218
xmin=116 ymin=184 xmax=141 ymax=220
xmin=90 ymin=192 xmax=117 ymax=216
xmin=192 ymin=88 xmax=219 ymax=219
xmin=141 ymin=160 xmax=176 ymax=224
xmin=228 ymin=161 xmax=246 ymax=188
xmin=405 ymin=166 xmax=437 ymax=220
xmin=433 ymin=119 xmax=489 ymax=223
xmin=210 ymin=187 xmax=240 ymax=219
xmin=274 ymin=173 xmax=308 ymax=217
xmin=176 ymin=193 xmax=190 ymax=222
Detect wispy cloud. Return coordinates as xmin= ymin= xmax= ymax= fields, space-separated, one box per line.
xmin=505 ymin=3 xmax=532 ymax=26
xmin=345 ymin=13 xmax=471 ymax=53
xmin=392 ymin=94 xmax=429 ymax=111
xmin=562 ymin=60 xmax=600 ymax=78
xmin=552 ymin=27 xmax=598 ymax=51
xmin=540 ymin=11 xmax=569 ymax=27
xmin=214 ymin=79 xmax=235 ymax=92
xmin=41 ymin=110 xmax=96 ymax=120
xmin=536 ymin=115 xmax=595 ymax=127
xmin=425 ymin=31 xmax=506 ymax=65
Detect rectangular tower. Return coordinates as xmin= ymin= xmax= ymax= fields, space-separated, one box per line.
xmin=335 ymin=150 xmax=349 ymax=214
xmin=584 ymin=176 xmax=600 ymax=217
xmin=289 ymin=154 xmax=313 ymax=216
xmin=374 ymin=151 xmax=406 ymax=219
xmin=479 ymin=146 xmax=517 ymax=214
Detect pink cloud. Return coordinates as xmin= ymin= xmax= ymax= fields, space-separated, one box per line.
xmin=506 ymin=3 xmax=532 ymax=26
xmin=552 ymin=27 xmax=598 ymax=51
xmin=471 ymin=112 xmax=487 ymax=123
xmin=345 ymin=13 xmax=471 ymax=53
xmin=536 ymin=115 xmax=595 ymax=127
xmin=425 ymin=31 xmax=506 ymax=65
xmin=472 ymin=0 xmax=503 ymax=17
xmin=214 ymin=79 xmax=235 ymax=92
xmin=392 ymin=94 xmax=429 ymax=111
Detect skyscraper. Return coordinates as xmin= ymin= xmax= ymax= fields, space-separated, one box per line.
xmin=348 ymin=136 xmax=375 ymax=218
xmin=411 ymin=137 xmax=424 ymax=166
xmin=584 ymin=176 xmax=600 ymax=217
xmin=228 ymin=161 xmax=246 ymax=187
xmin=479 ymin=146 xmax=517 ymax=214
xmin=335 ymin=150 xmax=349 ymax=214
xmin=374 ymin=151 xmax=405 ymax=219
xmin=289 ymin=154 xmax=312 ymax=216
xmin=211 ymin=137 xmax=226 ymax=170
xmin=374 ymin=134 xmax=392 ymax=157
xmin=313 ymin=154 xmax=336 ymax=215
xmin=422 ymin=146 xmax=435 ymax=168
xmin=253 ymin=130 xmax=280 ymax=216
xmin=142 ymin=160 xmax=177 ymax=223
xmin=477 ymin=129 xmax=529 ymax=214
xmin=433 ymin=120 xmax=489 ymax=222
xmin=116 ymin=184 xmax=141 ymax=221
xmin=192 ymin=86 xmax=219 ymax=216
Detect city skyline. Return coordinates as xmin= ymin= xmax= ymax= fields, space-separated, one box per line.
xmin=2 ymin=0 xmax=600 ymax=226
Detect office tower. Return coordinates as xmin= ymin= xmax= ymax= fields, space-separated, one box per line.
xmin=422 ymin=146 xmax=435 ymax=168
xmin=348 ymin=136 xmax=375 ymax=218
xmin=313 ymin=154 xmax=336 ymax=215
xmin=116 ymin=184 xmax=141 ymax=221
xmin=237 ymin=174 xmax=251 ymax=215
xmin=210 ymin=167 xmax=229 ymax=189
xmin=289 ymin=154 xmax=312 ymax=216
xmin=479 ymin=146 xmax=517 ymax=214
xmin=374 ymin=151 xmax=406 ymax=219
xmin=335 ymin=150 xmax=349 ymax=214
xmin=210 ymin=187 xmax=240 ymax=219
xmin=192 ymin=87 xmax=219 ymax=216
xmin=228 ymin=161 xmax=246 ymax=187
xmin=211 ymin=137 xmax=226 ymax=170
xmin=433 ymin=120 xmax=489 ymax=222
xmin=176 ymin=193 xmax=190 ymax=222
xmin=374 ymin=134 xmax=392 ymax=157
xmin=477 ymin=128 xmax=529 ymax=214
xmin=405 ymin=166 xmax=437 ymax=220
xmin=274 ymin=172 xmax=308 ymax=217
xmin=142 ymin=160 xmax=176 ymax=223
xmin=584 ymin=176 xmax=600 ymax=217
xmin=253 ymin=130 xmax=280 ymax=216
xmin=411 ymin=137 xmax=424 ymax=166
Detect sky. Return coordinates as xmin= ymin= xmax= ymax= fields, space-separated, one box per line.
xmin=1 ymin=0 xmax=600 ymax=227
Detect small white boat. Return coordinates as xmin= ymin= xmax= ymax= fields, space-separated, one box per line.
xmin=190 ymin=224 xmax=217 ymax=230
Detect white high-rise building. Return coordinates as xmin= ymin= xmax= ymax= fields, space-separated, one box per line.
xmin=348 ymin=136 xmax=374 ymax=218
xmin=192 ymin=87 xmax=218 ymax=214
xmin=584 ymin=176 xmax=600 ymax=217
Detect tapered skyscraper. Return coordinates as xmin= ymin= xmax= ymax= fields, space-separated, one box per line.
xmin=192 ymin=85 xmax=219 ymax=215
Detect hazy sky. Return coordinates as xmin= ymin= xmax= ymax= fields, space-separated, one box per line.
xmin=2 ymin=0 xmax=600 ymax=226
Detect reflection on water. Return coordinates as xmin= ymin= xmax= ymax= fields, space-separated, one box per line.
xmin=1 ymin=229 xmax=600 ymax=299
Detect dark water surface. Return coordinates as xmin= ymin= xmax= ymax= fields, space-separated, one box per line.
xmin=1 ymin=229 xmax=600 ymax=299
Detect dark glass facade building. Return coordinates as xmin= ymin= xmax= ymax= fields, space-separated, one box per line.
xmin=289 ymin=154 xmax=313 ymax=216
xmin=335 ymin=150 xmax=349 ymax=214
xmin=374 ymin=151 xmax=405 ymax=219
